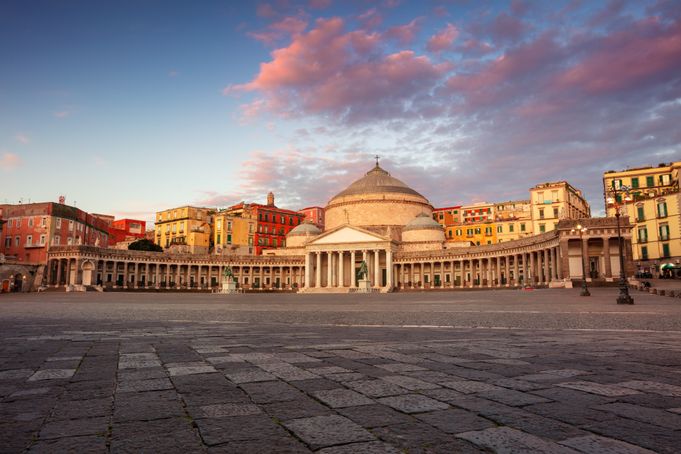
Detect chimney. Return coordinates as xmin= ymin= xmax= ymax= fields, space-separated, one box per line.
xmin=267 ymin=191 xmax=275 ymax=206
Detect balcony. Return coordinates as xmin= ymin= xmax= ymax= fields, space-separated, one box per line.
xmin=24 ymin=242 xmax=45 ymax=248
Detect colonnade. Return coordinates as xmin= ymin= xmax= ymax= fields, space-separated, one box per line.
xmin=394 ymin=246 xmax=562 ymax=289
xmin=303 ymin=248 xmax=393 ymax=290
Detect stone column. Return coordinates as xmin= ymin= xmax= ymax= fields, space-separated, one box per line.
xmin=496 ymin=257 xmax=502 ymax=287
xmin=260 ymin=266 xmax=264 ymax=288
xmin=556 ymin=246 xmax=563 ymax=280
xmin=386 ymin=249 xmax=393 ymax=289
xmin=603 ymin=237 xmax=612 ymax=278
xmin=351 ymin=251 xmax=356 ymax=287
xmin=459 ymin=261 xmax=464 ymax=288
xmin=56 ymin=259 xmax=63 ymax=287
xmin=543 ymin=249 xmax=549 ymax=284
xmin=315 ymin=252 xmax=322 ymax=288
xmin=429 ymin=262 xmax=435 ymax=288
xmin=504 ymin=256 xmax=510 ymax=286
xmin=530 ymin=252 xmax=536 ymax=285
xmin=155 ymin=263 xmax=160 ymax=289
xmin=338 ymin=251 xmax=344 ymax=288
xmin=326 ymin=252 xmax=333 ymax=288
xmin=165 ymin=264 xmax=171 ymax=288
xmin=304 ymin=254 xmax=311 ymax=289
xmin=374 ymin=250 xmax=381 ymax=288
xmin=176 ymin=264 xmax=181 ymax=288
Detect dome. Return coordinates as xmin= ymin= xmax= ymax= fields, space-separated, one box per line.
xmin=288 ymin=222 xmax=322 ymax=236
xmin=403 ymin=213 xmax=443 ymax=232
xmin=332 ymin=164 xmax=425 ymax=199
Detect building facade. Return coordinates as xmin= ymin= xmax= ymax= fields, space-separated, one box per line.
xmin=212 ymin=212 xmax=256 ymax=255
xmin=109 ymin=219 xmax=146 ymax=246
xmin=154 ymin=206 xmax=212 ymax=254
xmin=44 ymin=163 xmax=634 ymax=293
xmin=0 ymin=202 xmax=110 ymax=264
xmin=298 ymin=206 xmax=325 ymax=230
xmin=603 ymin=161 xmax=681 ymax=277
xmin=530 ymin=181 xmax=591 ymax=234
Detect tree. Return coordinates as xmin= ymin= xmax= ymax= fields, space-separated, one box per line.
xmin=128 ymin=239 xmax=163 ymax=252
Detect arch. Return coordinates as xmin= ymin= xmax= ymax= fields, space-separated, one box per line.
xmin=81 ymin=260 xmax=95 ymax=286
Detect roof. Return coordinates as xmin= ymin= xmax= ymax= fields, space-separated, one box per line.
xmin=403 ymin=213 xmax=444 ymax=232
xmin=331 ymin=164 xmax=426 ymax=200
xmin=287 ymin=222 xmax=322 ymax=236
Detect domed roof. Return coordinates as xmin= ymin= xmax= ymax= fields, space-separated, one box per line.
xmin=403 ymin=213 xmax=443 ymax=231
xmin=287 ymin=222 xmax=322 ymax=236
xmin=331 ymin=164 xmax=425 ymax=199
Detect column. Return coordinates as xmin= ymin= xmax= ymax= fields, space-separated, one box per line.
xmin=374 ymin=250 xmax=381 ymax=288
xmin=315 ymin=252 xmax=322 ymax=288
xmin=581 ymin=238 xmax=589 ymax=280
xmin=429 ymin=262 xmax=434 ymax=288
xmin=603 ymin=237 xmax=612 ymax=278
xmin=550 ymin=248 xmax=557 ymax=281
xmin=326 ymin=252 xmax=333 ymax=288
xmin=556 ymin=246 xmax=563 ymax=280
xmin=155 ymin=263 xmax=160 ymax=289
xmin=504 ymin=256 xmax=510 ymax=287
xmin=543 ymin=249 xmax=549 ymax=284
xmin=338 ymin=251 xmax=344 ymax=288
xmin=304 ymin=254 xmax=311 ymax=289
xmin=260 ymin=266 xmax=264 ymax=288
xmin=176 ymin=264 xmax=181 ymax=288
xmin=497 ymin=257 xmax=503 ymax=287
xmin=56 ymin=259 xmax=63 ymax=286
xmin=487 ymin=258 xmax=493 ymax=287
xmin=386 ymin=249 xmax=393 ymax=289
xmin=351 ymin=251 xmax=356 ymax=287
xmin=530 ymin=252 xmax=536 ymax=285
xmin=165 ymin=264 xmax=171 ymax=288
xmin=459 ymin=260 xmax=464 ymax=288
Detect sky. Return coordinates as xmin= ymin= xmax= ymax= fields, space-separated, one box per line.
xmin=1 ymin=0 xmax=680 ymax=224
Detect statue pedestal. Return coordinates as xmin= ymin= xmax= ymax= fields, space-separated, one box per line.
xmin=219 ymin=279 xmax=238 ymax=294
xmin=357 ymin=279 xmax=372 ymax=293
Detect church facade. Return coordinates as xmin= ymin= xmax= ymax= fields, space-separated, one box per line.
xmin=44 ymin=164 xmax=634 ymax=292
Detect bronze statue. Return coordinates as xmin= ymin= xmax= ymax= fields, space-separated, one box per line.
xmin=358 ymin=260 xmax=368 ymax=280
xmin=223 ymin=266 xmax=235 ymax=282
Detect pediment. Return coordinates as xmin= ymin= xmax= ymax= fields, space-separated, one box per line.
xmin=308 ymin=225 xmax=389 ymax=245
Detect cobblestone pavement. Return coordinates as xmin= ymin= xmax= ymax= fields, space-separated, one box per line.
xmin=1 ymin=289 xmax=681 ymax=453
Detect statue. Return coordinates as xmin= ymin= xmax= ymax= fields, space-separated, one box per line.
xmin=223 ymin=266 xmax=235 ymax=282
xmin=358 ymin=260 xmax=368 ymax=280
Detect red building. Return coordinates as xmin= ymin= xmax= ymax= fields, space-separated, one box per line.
xmin=225 ymin=192 xmax=304 ymax=255
xmin=0 ymin=202 xmax=110 ymax=264
xmin=109 ymin=219 xmax=146 ymax=245
xmin=298 ymin=206 xmax=325 ymax=230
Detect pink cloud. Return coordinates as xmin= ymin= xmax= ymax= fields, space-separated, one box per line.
xmin=256 ymin=3 xmax=277 ymax=18
xmin=426 ymin=23 xmax=459 ymax=52
xmin=489 ymin=12 xmax=528 ymax=44
xmin=230 ymin=17 xmax=449 ymax=122
xmin=358 ymin=8 xmax=382 ymax=29
xmin=554 ymin=18 xmax=681 ymax=94
xmin=249 ymin=16 xmax=308 ymax=45
xmin=1 ymin=152 xmax=21 ymax=171
xmin=385 ymin=18 xmax=422 ymax=45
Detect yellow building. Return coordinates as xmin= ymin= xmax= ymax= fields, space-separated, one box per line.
xmin=494 ymin=200 xmax=532 ymax=242
xmin=213 ymin=212 xmax=256 ymax=255
xmin=603 ymin=161 xmax=681 ymax=276
xmin=530 ymin=182 xmax=590 ymax=235
xmin=155 ymin=206 xmax=213 ymax=254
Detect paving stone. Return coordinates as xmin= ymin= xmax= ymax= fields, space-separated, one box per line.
xmin=205 ymin=355 xmax=245 ymax=365
xmin=540 ymin=369 xmax=591 ymax=378
xmin=441 ymin=380 xmax=504 ymax=394
xmin=116 ymin=377 xmax=173 ymax=393
xmin=317 ymin=441 xmax=401 ymax=453
xmin=223 ymin=369 xmax=276 ymax=384
xmin=515 ymin=373 xmax=567 ymax=382
xmin=262 ymin=397 xmax=333 ymax=420
xmin=559 ymin=434 xmax=657 ymax=454
xmin=415 ymin=408 xmax=496 ymax=434
xmin=483 ymin=407 xmax=589 ymax=441
xmin=494 ymin=378 xmax=548 ymax=391
xmin=275 ymin=352 xmax=322 ymax=363
xmin=668 ymin=407 xmax=681 ymax=414
xmin=558 ymin=381 xmax=642 ymax=397
xmin=329 ymin=350 xmax=378 ymax=359
xmin=584 ymin=418 xmax=680 ymax=454
xmin=111 ymin=416 xmax=204 ymax=453
xmin=118 ymin=353 xmax=161 ymax=369
xmin=283 ymin=415 xmax=375 ymax=450
xmin=28 ymin=369 xmax=76 ymax=381
xmin=167 ymin=364 xmax=217 ymax=377
xmin=290 ymin=378 xmax=344 ymax=393
xmin=378 ymin=394 xmax=449 ymax=414
xmin=117 ymin=367 xmax=167 ymax=382
xmin=38 ymin=416 xmax=109 ymax=440
xmin=345 ymin=379 xmax=409 ymax=398
xmin=477 ymin=388 xmax=552 ymax=406
xmin=529 ymin=387 xmax=614 ymax=405
xmin=457 ymin=426 xmax=579 ymax=453
xmin=0 ymin=369 xmax=34 ymax=380
xmin=9 ymin=387 xmax=51 ymax=398
xmin=616 ymin=380 xmax=681 ymax=397
xmin=420 ymin=387 xmax=468 ymax=403
xmin=593 ymin=402 xmax=681 ymax=429
xmin=326 ymin=372 xmax=366 ymax=382
xmin=338 ymin=403 xmax=415 ymax=428
xmin=257 ymin=363 xmax=320 ymax=381
xmin=372 ymin=421 xmax=482 ymax=453
xmin=207 ymin=436 xmax=312 ymax=453
xmin=375 ymin=363 xmax=426 ymax=372
xmin=28 ymin=434 xmax=107 ymax=453
xmin=200 ymin=402 xmax=262 ymax=417
xmin=113 ymin=390 xmax=185 ymax=422
xmin=523 ymin=401 xmax=619 ymax=426
xmin=381 ymin=375 xmax=440 ymax=391
xmin=51 ymin=397 xmax=112 ymax=420
xmin=308 ymin=366 xmax=351 ymax=375
xmin=196 ymin=413 xmax=286 ymax=445
xmin=312 ymin=388 xmax=374 ymax=408
xmin=240 ymin=381 xmax=302 ymax=403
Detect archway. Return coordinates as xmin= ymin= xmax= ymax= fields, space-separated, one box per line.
xmin=81 ymin=261 xmax=94 ymax=286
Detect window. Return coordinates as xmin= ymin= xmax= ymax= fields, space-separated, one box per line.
xmin=636 ymin=206 xmax=645 ymax=221
xmin=7 ymin=219 xmax=12 ymax=228
xmin=53 ymin=236 xmax=60 ymax=245
xmin=217 ymin=234 xmax=221 ymax=244
xmin=551 ymin=190 xmax=558 ymax=201
xmin=69 ymin=220 xmax=74 ymax=231
xmin=539 ymin=224 xmax=545 ymax=233
xmin=67 ymin=237 xmax=73 ymax=245
xmin=217 ymin=219 xmax=222 ymax=230
xmin=660 ymin=174 xmax=671 ymax=185
xmin=662 ymin=243 xmax=671 ymax=258
xmin=520 ymin=223 xmax=526 ymax=232
xmin=657 ymin=201 xmax=668 ymax=218
xmin=474 ymin=227 xmax=481 ymax=234
xmin=646 ymin=176 xmax=654 ymax=187
xmin=28 ymin=217 xmax=34 ymax=227
xmin=539 ymin=208 xmax=544 ymax=219
xmin=509 ymin=224 xmax=514 ymax=233
xmin=485 ymin=227 xmax=492 ymax=235
xmin=455 ymin=229 xmax=462 ymax=236
xmin=55 ymin=218 xmax=61 ymax=230
xmin=638 ymin=227 xmax=647 ymax=243
xmin=497 ymin=225 xmax=502 ymax=233
xmin=227 ymin=234 xmax=232 ymax=244
xmin=26 ymin=235 xmax=32 ymax=245
xmin=537 ymin=192 xmax=544 ymax=202
xmin=4 ymin=238 xmax=11 ymax=248
xmin=659 ymin=224 xmax=670 ymax=241
xmin=553 ymin=207 xmax=559 ymax=218
xmin=227 ymin=221 xmax=232 ymax=231
xmin=631 ymin=177 xmax=639 ymax=188
xmin=640 ymin=246 xmax=648 ymax=259
xmin=466 ymin=228 xmax=473 ymax=236
xmin=15 ymin=236 xmax=20 ymax=246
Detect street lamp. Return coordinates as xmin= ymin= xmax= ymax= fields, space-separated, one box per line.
xmin=571 ymin=223 xmax=590 ymax=296
xmin=606 ymin=181 xmax=634 ymax=305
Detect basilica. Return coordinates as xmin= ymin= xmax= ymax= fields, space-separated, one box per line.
xmin=44 ymin=164 xmax=634 ymax=292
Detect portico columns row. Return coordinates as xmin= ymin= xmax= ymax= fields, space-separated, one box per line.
xmin=304 ymin=249 xmax=393 ymax=289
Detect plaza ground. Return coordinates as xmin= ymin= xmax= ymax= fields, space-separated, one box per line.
xmin=1 ymin=289 xmax=680 ymax=453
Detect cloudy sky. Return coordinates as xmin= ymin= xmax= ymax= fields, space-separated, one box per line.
xmin=1 ymin=0 xmax=680 ymax=223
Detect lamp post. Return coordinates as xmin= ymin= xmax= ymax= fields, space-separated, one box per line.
xmin=607 ymin=181 xmax=634 ymax=305
xmin=571 ymin=223 xmax=590 ymax=296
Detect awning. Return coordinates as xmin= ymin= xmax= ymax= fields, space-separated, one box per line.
xmin=660 ymin=263 xmax=679 ymax=270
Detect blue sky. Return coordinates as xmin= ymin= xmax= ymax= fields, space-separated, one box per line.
xmin=2 ymin=0 xmax=680 ymax=223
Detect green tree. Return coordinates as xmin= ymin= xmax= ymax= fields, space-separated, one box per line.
xmin=128 ymin=239 xmax=163 ymax=252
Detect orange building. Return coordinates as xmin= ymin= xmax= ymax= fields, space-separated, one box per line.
xmin=299 ymin=206 xmax=325 ymax=229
